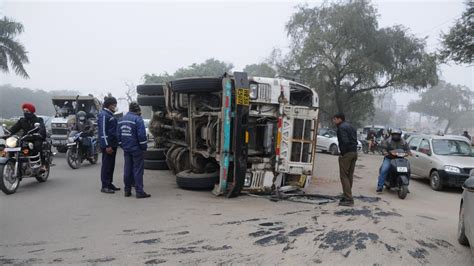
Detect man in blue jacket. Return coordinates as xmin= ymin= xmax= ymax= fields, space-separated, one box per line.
xmin=98 ymin=96 xmax=120 ymax=194
xmin=118 ymin=102 xmax=150 ymax=198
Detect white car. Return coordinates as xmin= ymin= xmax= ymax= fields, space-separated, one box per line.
xmin=317 ymin=128 xmax=362 ymax=155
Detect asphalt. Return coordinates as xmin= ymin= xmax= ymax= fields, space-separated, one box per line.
xmin=0 ymin=149 xmax=472 ymax=265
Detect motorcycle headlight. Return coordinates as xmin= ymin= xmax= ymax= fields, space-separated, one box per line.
xmin=6 ymin=137 xmax=17 ymax=148
xmin=68 ymin=137 xmax=75 ymax=143
xmin=28 ymin=142 xmax=34 ymax=150
xmin=444 ymin=165 xmax=461 ymax=174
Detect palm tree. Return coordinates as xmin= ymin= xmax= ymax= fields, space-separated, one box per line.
xmin=0 ymin=16 xmax=29 ymax=78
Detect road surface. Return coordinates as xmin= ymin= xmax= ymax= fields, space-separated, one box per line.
xmin=0 ymin=150 xmax=472 ymax=265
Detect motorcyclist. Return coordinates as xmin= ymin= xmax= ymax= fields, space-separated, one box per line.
xmin=8 ymin=103 xmax=47 ymax=167
xmin=73 ymin=111 xmax=95 ymax=156
xmin=376 ymin=128 xmax=411 ymax=193
xmin=366 ymin=130 xmax=376 ymax=153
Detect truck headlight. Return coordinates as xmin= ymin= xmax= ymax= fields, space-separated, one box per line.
xmin=6 ymin=137 xmax=17 ymax=148
xmin=249 ymin=84 xmax=258 ymax=99
xmin=244 ymin=172 xmax=252 ymax=187
xmin=444 ymin=165 xmax=461 ymax=174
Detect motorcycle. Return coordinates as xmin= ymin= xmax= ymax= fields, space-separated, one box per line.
xmin=382 ymin=149 xmax=411 ymax=199
xmin=66 ymin=130 xmax=99 ymax=169
xmin=0 ymin=123 xmax=54 ymax=195
xmin=362 ymin=138 xmax=383 ymax=154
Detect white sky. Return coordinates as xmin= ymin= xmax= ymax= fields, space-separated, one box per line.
xmin=1 ymin=0 xmax=473 ymax=107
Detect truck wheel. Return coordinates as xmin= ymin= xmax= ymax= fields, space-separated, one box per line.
xmin=0 ymin=161 xmax=20 ymax=195
xmin=176 ymin=170 xmax=219 ymax=190
xmin=144 ymin=148 xmax=167 ymax=160
xmin=36 ymin=163 xmax=50 ymax=183
xmin=430 ymin=171 xmax=443 ymax=191
xmin=137 ymin=95 xmax=166 ymax=108
xmin=170 ymin=77 xmax=222 ymax=93
xmin=144 ymin=159 xmax=169 ymax=170
xmin=458 ymin=203 xmax=469 ymax=246
xmin=137 ymin=84 xmax=164 ymax=96
xmin=329 ymin=144 xmax=339 ymax=155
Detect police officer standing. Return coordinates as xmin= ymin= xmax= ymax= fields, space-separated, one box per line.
xmin=118 ymin=102 xmax=150 ymax=198
xmin=98 ymin=97 xmax=120 ymax=194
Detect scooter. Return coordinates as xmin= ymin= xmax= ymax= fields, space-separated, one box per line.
xmin=0 ymin=123 xmax=54 ymax=195
xmin=66 ymin=130 xmax=99 ymax=169
xmin=362 ymin=138 xmax=383 ymax=154
xmin=383 ymin=149 xmax=411 ymax=199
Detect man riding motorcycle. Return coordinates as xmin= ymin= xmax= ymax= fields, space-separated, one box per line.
xmin=73 ymin=111 xmax=95 ymax=156
xmin=376 ymin=128 xmax=411 ymax=193
xmin=8 ymin=103 xmax=47 ymax=167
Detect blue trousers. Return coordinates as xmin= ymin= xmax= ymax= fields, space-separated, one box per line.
xmin=124 ymin=151 xmax=145 ymax=194
xmin=377 ymin=157 xmax=391 ymax=189
xmin=100 ymin=148 xmax=116 ymax=189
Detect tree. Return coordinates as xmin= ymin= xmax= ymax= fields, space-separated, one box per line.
xmin=243 ymin=63 xmax=276 ymax=77
xmin=438 ymin=1 xmax=473 ymax=65
xmin=0 ymin=17 xmax=29 ymax=78
xmin=143 ymin=58 xmax=233 ymax=84
xmin=408 ymin=81 xmax=473 ymax=133
xmin=274 ymin=1 xmax=438 ymax=125
xmin=124 ymin=81 xmax=136 ymax=104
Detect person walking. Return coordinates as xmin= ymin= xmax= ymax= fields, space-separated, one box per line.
xmin=118 ymin=102 xmax=150 ymax=198
xmin=333 ymin=113 xmax=358 ymax=207
xmin=98 ymin=96 xmax=120 ymax=194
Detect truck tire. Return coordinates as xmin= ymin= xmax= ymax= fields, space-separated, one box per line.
xmin=170 ymin=77 xmax=222 ymax=93
xmin=137 ymin=84 xmax=165 ymax=96
xmin=176 ymin=170 xmax=219 ymax=190
xmin=144 ymin=148 xmax=167 ymax=160
xmin=144 ymin=159 xmax=169 ymax=170
xmin=137 ymin=95 xmax=166 ymax=108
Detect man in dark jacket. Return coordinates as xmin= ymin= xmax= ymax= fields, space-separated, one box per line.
xmin=118 ymin=102 xmax=150 ymax=198
xmin=333 ymin=113 xmax=358 ymax=207
xmin=9 ymin=103 xmax=47 ymax=166
xmin=98 ymin=96 xmax=120 ymax=194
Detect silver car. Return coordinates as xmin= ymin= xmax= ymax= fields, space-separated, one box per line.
xmin=458 ymin=170 xmax=474 ymax=248
xmin=406 ymin=134 xmax=474 ymax=191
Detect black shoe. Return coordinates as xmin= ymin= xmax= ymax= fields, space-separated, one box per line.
xmin=101 ymin=188 xmax=115 ymax=194
xmin=109 ymin=184 xmax=121 ymax=191
xmin=124 ymin=191 xmax=132 ymax=197
xmin=338 ymin=199 xmax=354 ymax=207
xmin=136 ymin=192 xmax=151 ymax=199
xmin=376 ymin=187 xmax=383 ymax=193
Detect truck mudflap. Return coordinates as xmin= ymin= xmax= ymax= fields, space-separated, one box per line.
xmin=277 ymin=105 xmax=318 ymax=179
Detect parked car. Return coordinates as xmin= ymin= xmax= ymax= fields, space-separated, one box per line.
xmin=316 ymin=128 xmax=362 ymax=155
xmin=457 ymin=169 xmax=474 ymax=247
xmin=406 ymin=134 xmax=474 ymax=190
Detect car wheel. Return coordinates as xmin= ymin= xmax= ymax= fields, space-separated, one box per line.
xmin=170 ymin=77 xmax=222 ymax=93
xmin=329 ymin=144 xmax=339 ymax=155
xmin=144 ymin=148 xmax=167 ymax=160
xmin=137 ymin=95 xmax=166 ymax=108
xmin=137 ymin=84 xmax=164 ymax=96
xmin=430 ymin=170 xmax=444 ymax=191
xmin=144 ymin=159 xmax=169 ymax=170
xmin=458 ymin=202 xmax=470 ymax=246
xmin=176 ymin=170 xmax=219 ymax=190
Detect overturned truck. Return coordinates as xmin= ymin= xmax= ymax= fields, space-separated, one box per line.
xmin=137 ymin=73 xmax=319 ymax=197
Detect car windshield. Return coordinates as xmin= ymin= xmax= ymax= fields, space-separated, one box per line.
xmin=432 ymin=139 xmax=473 ymax=157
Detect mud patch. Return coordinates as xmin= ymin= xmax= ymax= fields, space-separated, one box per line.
xmin=288 ymin=227 xmax=309 ymax=237
xmin=123 ymin=229 xmax=137 ymax=232
xmin=334 ymin=208 xmax=372 ymax=218
xmin=145 ymin=259 xmax=166 ymax=264
xmin=384 ymin=243 xmax=397 ymax=252
xmin=165 ymin=247 xmax=197 ymax=254
xmin=408 ymin=248 xmax=429 ymax=263
xmin=134 ymin=238 xmax=161 ymax=245
xmin=202 ymin=245 xmax=232 ymax=251
xmin=417 ymin=215 xmax=437 ymax=221
xmin=219 ymin=218 xmax=261 ymax=225
xmin=281 ymin=210 xmax=311 ymax=215
xmin=259 ymin=222 xmax=282 ymax=227
xmin=133 ymin=230 xmax=162 ymax=235
xmin=316 ymin=230 xmax=379 ymax=252
xmin=254 ymin=233 xmax=289 ymax=247
xmin=269 ymin=227 xmax=285 ymax=231
xmin=416 ymin=240 xmax=438 ymax=249
xmin=54 ymin=247 xmax=84 ymax=253
xmin=374 ymin=211 xmax=402 ymax=217
xmin=249 ymin=230 xmax=272 ymax=238
xmin=173 ymin=231 xmax=189 ymax=235
xmin=84 ymin=257 xmax=116 ymax=263
xmin=28 ymin=248 xmax=45 ymax=253
xmin=430 ymin=238 xmax=453 ymax=248
xmin=354 ymin=195 xmax=380 ymax=203
xmin=18 ymin=241 xmax=48 ymax=247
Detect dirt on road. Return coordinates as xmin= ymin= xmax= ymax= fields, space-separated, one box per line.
xmin=0 ymin=151 xmax=472 ymax=265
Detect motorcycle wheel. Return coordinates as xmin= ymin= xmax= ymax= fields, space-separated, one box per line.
xmin=0 ymin=161 xmax=20 ymax=195
xmin=398 ymin=185 xmax=408 ymax=199
xmin=36 ymin=163 xmax=50 ymax=182
xmin=66 ymin=147 xmax=82 ymax=169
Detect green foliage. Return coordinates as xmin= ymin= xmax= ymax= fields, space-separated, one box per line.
xmin=408 ymin=81 xmax=473 ymax=133
xmin=143 ymin=58 xmax=233 ymax=84
xmin=439 ymin=1 xmax=473 ymax=65
xmin=0 ymin=84 xmax=80 ymax=118
xmin=0 ymin=16 xmax=29 ymax=78
xmin=243 ymin=63 xmax=276 ymax=78
xmin=275 ymin=0 xmax=438 ymax=125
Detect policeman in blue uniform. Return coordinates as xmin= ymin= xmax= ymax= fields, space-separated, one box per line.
xmin=98 ymin=96 xmax=120 ymax=194
xmin=118 ymin=102 xmax=150 ymax=198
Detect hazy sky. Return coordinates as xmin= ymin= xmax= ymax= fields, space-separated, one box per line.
xmin=1 ymin=0 xmax=472 ymax=107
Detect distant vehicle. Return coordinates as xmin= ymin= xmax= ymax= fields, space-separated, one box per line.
xmin=317 ymin=128 xmax=361 ymax=155
xmin=403 ymin=131 xmax=420 ymax=140
xmin=457 ymin=169 xmax=474 ymax=247
xmin=359 ymin=125 xmax=385 ymax=140
xmin=407 ymin=134 xmax=474 ymax=190
xmin=37 ymin=115 xmax=52 ymax=134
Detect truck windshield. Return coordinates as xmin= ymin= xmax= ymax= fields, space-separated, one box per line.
xmin=432 ymin=139 xmax=473 ymax=157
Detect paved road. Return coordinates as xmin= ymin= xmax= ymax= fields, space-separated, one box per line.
xmin=0 ymin=150 xmax=472 ymax=265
